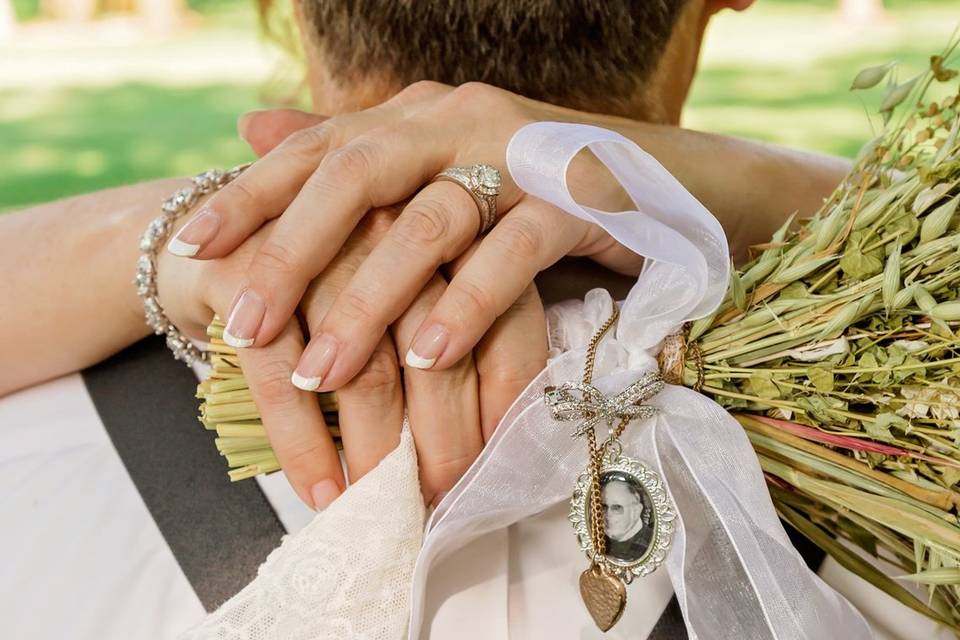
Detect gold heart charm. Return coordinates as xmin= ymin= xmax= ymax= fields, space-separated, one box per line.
xmin=579 ymin=564 xmax=627 ymax=631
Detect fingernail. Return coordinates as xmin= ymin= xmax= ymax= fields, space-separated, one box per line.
xmin=223 ymin=289 xmax=265 ymax=348
xmin=405 ymin=324 xmax=448 ymax=369
xmin=292 ymin=334 xmax=339 ymax=389
xmin=167 ymin=207 xmax=220 ymax=257
xmin=236 ymin=111 xmax=257 ymax=140
xmin=311 ymin=479 xmax=341 ymax=511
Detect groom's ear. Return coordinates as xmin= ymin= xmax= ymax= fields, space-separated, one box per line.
xmin=705 ymin=0 xmax=754 ymax=14
xmin=237 ymin=109 xmax=328 ymax=157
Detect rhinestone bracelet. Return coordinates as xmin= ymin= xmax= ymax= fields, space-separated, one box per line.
xmin=135 ymin=164 xmax=249 ymax=365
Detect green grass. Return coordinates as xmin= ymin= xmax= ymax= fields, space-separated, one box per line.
xmin=1 ymin=1 xmax=958 ymax=211
xmin=685 ymin=2 xmax=958 ymax=158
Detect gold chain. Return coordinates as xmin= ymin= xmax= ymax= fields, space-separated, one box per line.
xmin=580 ymin=303 xmax=625 ymax=562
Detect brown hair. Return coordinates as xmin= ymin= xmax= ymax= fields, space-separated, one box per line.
xmin=260 ymin=0 xmax=689 ymax=114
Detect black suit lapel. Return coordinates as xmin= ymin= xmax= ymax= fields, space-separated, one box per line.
xmin=82 ymin=336 xmax=286 ymax=611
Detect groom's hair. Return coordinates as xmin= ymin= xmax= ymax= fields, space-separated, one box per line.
xmin=295 ymin=0 xmax=691 ymax=115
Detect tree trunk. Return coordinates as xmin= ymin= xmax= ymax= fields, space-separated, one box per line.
xmin=137 ymin=0 xmax=185 ymax=35
xmin=43 ymin=0 xmax=97 ymax=22
xmin=0 ymin=0 xmax=15 ymax=40
xmin=839 ymin=0 xmax=884 ymax=25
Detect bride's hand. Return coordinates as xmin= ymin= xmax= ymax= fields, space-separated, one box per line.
xmin=166 ymin=82 xmax=637 ymax=393
xmin=157 ymin=204 xmax=546 ymax=508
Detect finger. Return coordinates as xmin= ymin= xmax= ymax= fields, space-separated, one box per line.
xmin=474 ymin=283 xmax=547 ymax=441
xmin=334 ymin=333 xmax=404 ymax=484
xmin=404 ymin=199 xmax=582 ymax=371
xmin=236 ymin=319 xmax=345 ymax=510
xmin=392 ymin=275 xmax=483 ymax=505
xmin=291 ymin=181 xmax=480 ymax=391
xmin=220 ymin=121 xmax=468 ymax=350
xmin=238 ymin=109 xmax=327 ymax=157
xmin=166 ymin=107 xmax=397 ymax=260
xmin=169 ymin=83 xmax=450 ymax=261
xmin=295 ymin=207 xmax=402 ymax=483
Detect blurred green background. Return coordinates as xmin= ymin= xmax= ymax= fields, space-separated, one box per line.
xmin=1 ymin=0 xmax=957 ymax=211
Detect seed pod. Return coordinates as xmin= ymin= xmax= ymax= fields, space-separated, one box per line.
xmin=920 ymin=195 xmax=959 ymax=243
xmin=731 ymin=266 xmax=747 ymax=311
xmin=931 ymin=302 xmax=960 ymax=321
xmin=882 ymin=242 xmax=902 ymax=315
xmin=914 ymin=286 xmax=937 ymax=312
xmin=771 ymin=255 xmax=836 ymax=285
xmin=687 ymin=310 xmax=717 ymax=342
xmin=850 ymin=62 xmax=895 ymax=90
xmin=913 ymin=182 xmax=952 ymax=214
xmin=818 ymin=299 xmax=861 ymax=340
xmin=856 ymin=180 xmax=913 ymax=229
xmin=893 ymin=284 xmax=915 ymax=310
xmin=880 ymin=75 xmax=920 ymax=113
xmin=934 ymin=117 xmax=959 ymax=165
xmin=740 ymin=254 xmax=778 ymax=289
xmin=814 ymin=205 xmax=846 ymax=252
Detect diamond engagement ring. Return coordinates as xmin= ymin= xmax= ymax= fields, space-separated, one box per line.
xmin=431 ymin=164 xmax=502 ymax=234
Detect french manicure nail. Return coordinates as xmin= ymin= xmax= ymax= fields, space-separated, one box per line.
xmin=405 ymin=324 xmax=449 ymax=369
xmin=223 ymin=289 xmax=265 ymax=348
xmin=292 ymin=334 xmax=340 ymax=389
xmin=167 ymin=207 xmax=220 ymax=257
xmin=291 ymin=371 xmax=322 ymax=392
xmin=311 ymin=478 xmax=341 ymax=511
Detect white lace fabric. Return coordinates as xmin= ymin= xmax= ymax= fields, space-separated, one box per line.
xmin=180 ymin=426 xmax=425 ymax=640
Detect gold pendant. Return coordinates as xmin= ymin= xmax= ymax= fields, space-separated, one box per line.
xmin=579 ymin=563 xmax=627 ymax=631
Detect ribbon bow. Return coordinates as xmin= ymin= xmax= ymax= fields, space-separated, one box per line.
xmin=544 ymin=371 xmax=664 ymax=439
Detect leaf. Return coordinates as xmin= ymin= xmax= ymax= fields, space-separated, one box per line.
xmin=747 ymin=372 xmax=781 ymax=400
xmin=868 ymin=413 xmax=908 ymax=438
xmin=885 ymin=212 xmax=920 ymax=246
xmin=840 ymin=232 xmax=884 ymax=280
xmin=808 ymin=366 xmax=835 ymax=393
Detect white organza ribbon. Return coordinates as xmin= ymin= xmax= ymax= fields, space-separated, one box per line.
xmin=408 ymin=123 xmax=873 ymax=639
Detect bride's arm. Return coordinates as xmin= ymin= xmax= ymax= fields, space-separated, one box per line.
xmin=0 ymin=178 xmax=189 ymax=395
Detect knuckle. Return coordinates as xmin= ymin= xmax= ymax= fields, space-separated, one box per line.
xmin=251 ymin=358 xmax=298 ymax=409
xmin=282 ymin=440 xmax=329 ymax=470
xmin=358 ymin=207 xmax=399 ymax=242
xmin=281 ymin=123 xmax=333 ymax=156
xmin=424 ymin=450 xmax=478 ymax=491
xmin=322 ymin=137 xmax=380 ymax=183
xmin=448 ymin=81 xmax=498 ymax=107
xmin=250 ymin=239 xmax=301 ymax=278
xmin=494 ymin=216 xmax=545 ymax=261
xmin=450 ymin=279 xmax=498 ymax=326
xmin=341 ymin=348 xmax=399 ymax=397
xmin=394 ymin=201 xmax=451 ymax=247
xmin=334 ymin=288 xmax=380 ymax=324
xmin=481 ymin=356 xmax=545 ymax=389
xmin=398 ymin=80 xmax=449 ymax=102
xmin=218 ymin=175 xmax=257 ymax=210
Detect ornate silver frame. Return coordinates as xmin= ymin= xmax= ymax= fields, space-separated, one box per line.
xmin=569 ymin=452 xmax=675 ymax=583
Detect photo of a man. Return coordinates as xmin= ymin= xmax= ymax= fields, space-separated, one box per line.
xmin=600 ymin=472 xmax=654 ymax=563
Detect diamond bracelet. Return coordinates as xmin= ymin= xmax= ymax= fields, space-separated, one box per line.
xmin=135 ymin=164 xmax=249 ymax=365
